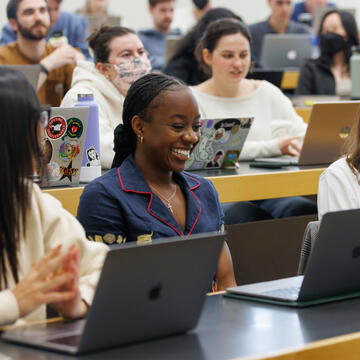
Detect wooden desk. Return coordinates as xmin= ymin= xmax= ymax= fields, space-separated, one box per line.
xmin=43 ymin=165 xmax=325 ymax=216
xmin=281 ymin=71 xmax=299 ymax=90
xmin=3 ymin=294 xmax=360 ymax=359
xmin=295 ymin=107 xmax=311 ymax=123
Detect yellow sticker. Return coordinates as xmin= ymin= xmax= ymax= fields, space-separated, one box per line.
xmin=94 ymin=235 xmax=103 ymax=243
xmin=116 ymin=235 xmax=127 ymax=244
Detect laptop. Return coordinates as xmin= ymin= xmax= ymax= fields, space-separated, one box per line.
xmin=0 ymin=64 xmax=41 ymax=90
xmin=185 ymin=117 xmax=253 ymax=170
xmin=260 ymin=34 xmax=313 ymax=69
xmin=41 ymin=107 xmax=89 ymax=187
xmin=254 ymin=101 xmax=360 ymax=166
xmin=2 ymin=232 xmax=224 ymax=354
xmin=225 ymin=209 xmax=360 ymax=307
xmin=247 ymin=69 xmax=283 ymax=88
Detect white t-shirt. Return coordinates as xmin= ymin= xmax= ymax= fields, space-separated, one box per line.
xmin=191 ymin=81 xmax=307 ymax=160
xmin=318 ymin=157 xmax=360 ymax=220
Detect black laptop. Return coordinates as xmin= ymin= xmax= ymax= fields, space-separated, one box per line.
xmin=2 ymin=232 xmax=224 ymax=354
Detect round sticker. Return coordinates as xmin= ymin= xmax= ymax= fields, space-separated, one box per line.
xmin=46 ymin=116 xmax=66 ymax=140
xmin=66 ymin=118 xmax=83 ymax=139
xmin=59 ymin=140 xmax=80 ymax=162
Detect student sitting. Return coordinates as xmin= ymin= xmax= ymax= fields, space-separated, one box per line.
xmin=291 ymin=0 xmax=336 ymax=26
xmin=296 ymin=10 xmax=358 ymax=96
xmin=191 ymin=18 xmax=316 ymax=222
xmin=164 ymin=7 xmax=242 ymax=86
xmin=61 ymin=26 xmax=151 ymax=169
xmin=318 ymin=115 xmax=360 ymax=220
xmin=0 ymin=67 xmax=107 ymax=326
xmin=249 ymin=0 xmax=310 ymax=67
xmin=0 ymin=0 xmax=90 ymax=59
xmin=0 ymin=0 xmax=82 ymax=106
xmin=77 ymin=73 xmax=236 ymax=291
xmin=77 ymin=0 xmax=108 ymax=16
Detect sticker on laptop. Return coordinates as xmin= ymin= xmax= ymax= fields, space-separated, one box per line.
xmin=59 ymin=140 xmax=80 ymax=162
xmin=59 ymin=161 xmax=79 ymax=181
xmin=66 ymin=118 xmax=83 ymax=139
xmin=206 ymin=149 xmax=224 ymax=168
xmin=222 ymin=150 xmax=240 ymax=167
xmin=46 ymin=116 xmax=67 ymax=140
xmin=86 ymin=146 xmax=100 ymax=167
xmin=46 ymin=161 xmax=61 ymax=181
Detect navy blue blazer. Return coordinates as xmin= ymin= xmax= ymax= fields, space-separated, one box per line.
xmin=77 ymin=155 xmax=224 ymax=245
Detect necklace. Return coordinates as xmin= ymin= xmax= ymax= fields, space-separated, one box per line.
xmin=150 ymin=183 xmax=177 ymax=214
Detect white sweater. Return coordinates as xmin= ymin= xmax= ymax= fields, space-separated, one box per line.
xmin=61 ymin=61 xmax=124 ymax=169
xmin=318 ymin=157 xmax=360 ymax=220
xmin=0 ymin=184 xmax=108 ymax=326
xmin=191 ymin=81 xmax=307 ymax=160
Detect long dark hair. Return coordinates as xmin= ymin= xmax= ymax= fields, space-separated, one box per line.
xmin=318 ymin=9 xmax=359 ymax=67
xmin=111 ymin=73 xmax=186 ymax=167
xmin=195 ymin=18 xmax=252 ymax=75
xmin=344 ymin=112 xmax=360 ymax=178
xmin=0 ymin=68 xmax=42 ymax=289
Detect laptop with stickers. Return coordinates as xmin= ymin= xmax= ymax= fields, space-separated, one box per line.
xmin=2 ymin=232 xmax=224 ymax=354
xmin=41 ymin=107 xmax=89 ymax=187
xmin=225 ymin=209 xmax=360 ymax=307
xmin=185 ymin=117 xmax=253 ymax=170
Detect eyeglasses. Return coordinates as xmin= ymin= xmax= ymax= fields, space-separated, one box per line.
xmin=40 ymin=107 xmax=51 ymax=129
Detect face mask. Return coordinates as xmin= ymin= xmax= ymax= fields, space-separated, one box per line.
xmin=109 ymin=55 xmax=152 ymax=95
xmin=320 ymin=32 xmax=346 ymax=56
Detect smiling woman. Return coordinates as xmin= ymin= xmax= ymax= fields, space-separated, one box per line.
xmin=77 ymin=72 xmax=236 ymax=291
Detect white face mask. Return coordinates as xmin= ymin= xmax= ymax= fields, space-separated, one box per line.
xmin=108 ymin=55 xmax=152 ymax=95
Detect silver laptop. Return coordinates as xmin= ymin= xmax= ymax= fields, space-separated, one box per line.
xmin=0 ymin=64 xmax=40 ymax=90
xmin=41 ymin=107 xmax=89 ymax=187
xmin=2 ymin=232 xmax=224 ymax=354
xmin=260 ymin=34 xmax=313 ymax=69
xmin=164 ymin=35 xmax=181 ymax=66
xmin=254 ymin=101 xmax=360 ymax=166
xmin=226 ymin=209 xmax=360 ymax=307
xmin=185 ymin=117 xmax=253 ymax=170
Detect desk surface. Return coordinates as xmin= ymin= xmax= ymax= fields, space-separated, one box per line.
xmin=2 ymin=294 xmax=360 ymax=359
xmin=43 ymin=164 xmax=325 ymax=216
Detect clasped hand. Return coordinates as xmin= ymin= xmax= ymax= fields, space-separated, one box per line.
xmin=12 ymin=244 xmax=87 ymax=320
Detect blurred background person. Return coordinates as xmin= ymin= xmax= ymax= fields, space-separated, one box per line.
xmin=61 ymin=26 xmax=151 ymax=169
xmin=172 ymin=0 xmax=212 ymax=35
xmin=164 ymin=7 xmax=242 ymax=85
xmin=249 ymin=0 xmax=310 ymax=67
xmin=0 ymin=0 xmax=90 ymax=59
xmin=78 ymin=0 xmax=108 ymax=16
xmin=138 ymin=0 xmax=180 ymax=71
xmin=296 ymin=9 xmax=358 ymax=96
xmin=291 ymin=0 xmax=336 ymax=25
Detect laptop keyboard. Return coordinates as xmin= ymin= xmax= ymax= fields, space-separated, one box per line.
xmin=262 ymin=286 xmax=300 ymax=299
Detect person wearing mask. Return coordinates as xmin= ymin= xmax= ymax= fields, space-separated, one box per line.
xmin=291 ymin=0 xmax=336 ymax=25
xmin=296 ymin=10 xmax=358 ymax=96
xmin=249 ymin=0 xmax=310 ymax=67
xmin=164 ymin=7 xmax=242 ymax=86
xmin=77 ymin=72 xmax=236 ymax=291
xmin=0 ymin=0 xmax=90 ymax=59
xmin=61 ymin=26 xmax=151 ymax=169
xmin=0 ymin=67 xmax=107 ymax=326
xmin=0 ymin=0 xmax=82 ymax=106
xmin=172 ymin=0 xmax=212 ymax=35
xmin=138 ymin=0 xmax=180 ymax=71
xmin=192 ymin=18 xmax=316 ymax=222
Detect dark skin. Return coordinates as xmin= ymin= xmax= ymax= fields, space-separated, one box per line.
xmin=132 ymin=88 xmax=236 ymax=290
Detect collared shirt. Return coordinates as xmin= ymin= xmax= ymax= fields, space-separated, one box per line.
xmin=77 ymin=155 xmax=224 ymax=245
xmin=249 ymin=19 xmax=310 ymax=67
xmin=0 ymin=12 xmax=90 ymax=59
xmin=138 ymin=28 xmax=181 ymax=71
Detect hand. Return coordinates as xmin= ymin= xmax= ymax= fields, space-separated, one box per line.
xmin=12 ymin=245 xmax=77 ymax=319
xmin=50 ymin=245 xmax=88 ymax=319
xmin=277 ymin=134 xmax=302 ymax=157
xmin=40 ymin=43 xmax=78 ymax=72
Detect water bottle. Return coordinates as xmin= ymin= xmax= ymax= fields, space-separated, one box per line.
xmin=75 ymin=93 xmax=101 ymax=182
xmin=350 ymin=46 xmax=360 ymax=100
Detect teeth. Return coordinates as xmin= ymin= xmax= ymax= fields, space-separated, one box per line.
xmin=172 ymin=148 xmax=190 ymax=156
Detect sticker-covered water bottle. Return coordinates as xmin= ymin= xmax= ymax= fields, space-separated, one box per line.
xmin=75 ymin=93 xmax=101 ymax=182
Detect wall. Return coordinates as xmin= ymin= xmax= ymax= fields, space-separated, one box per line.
xmin=0 ymin=0 xmax=359 ymax=34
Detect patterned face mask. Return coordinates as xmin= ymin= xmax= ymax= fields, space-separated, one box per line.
xmin=109 ymin=55 xmax=152 ymax=95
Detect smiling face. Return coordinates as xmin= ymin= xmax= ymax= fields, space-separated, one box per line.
xmin=203 ymin=32 xmax=251 ymax=85
xmin=134 ymin=88 xmax=201 ymax=173
xmin=10 ymin=0 xmax=50 ymax=40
